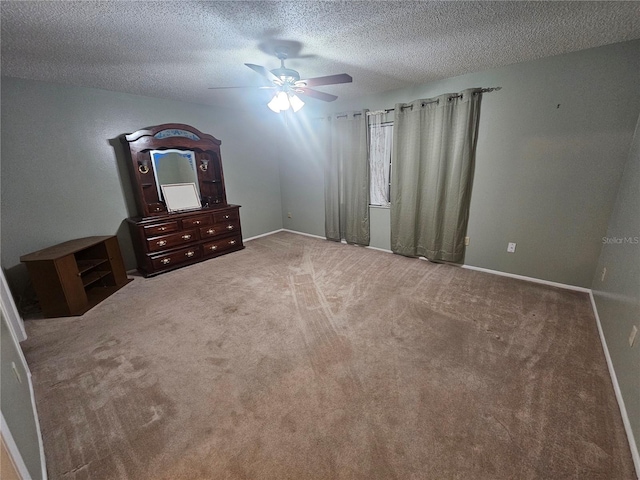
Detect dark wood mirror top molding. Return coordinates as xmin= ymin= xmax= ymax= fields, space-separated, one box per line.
xmin=121 ymin=124 xmax=244 ymax=277
xmin=121 ymin=123 xmax=228 ymax=218
xmin=123 ymin=123 xmax=221 ymax=152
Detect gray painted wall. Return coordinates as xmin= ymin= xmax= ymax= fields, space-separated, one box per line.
xmin=592 ymin=113 xmax=640 ymax=458
xmin=278 ymin=116 xmax=327 ymax=237
xmin=1 ymin=313 xmax=43 ymax=479
xmin=279 ymin=39 xmax=640 ymax=288
xmin=1 ymin=77 xmax=284 ymax=294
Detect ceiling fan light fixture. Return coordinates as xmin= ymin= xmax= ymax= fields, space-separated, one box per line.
xmin=267 ymin=90 xmax=304 ymax=113
xmin=267 ymin=90 xmax=290 ymax=113
xmin=289 ymin=93 xmax=305 ymax=112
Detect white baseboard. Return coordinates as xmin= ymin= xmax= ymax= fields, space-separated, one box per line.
xmin=272 ymin=229 xmax=395 ymax=254
xmin=266 ymin=235 xmax=590 ymax=295
xmin=340 ymin=238 xmax=393 ymax=254
xmin=243 ymin=229 xmax=285 ymax=242
xmin=589 ymin=292 xmax=640 ymax=478
xmin=281 ymin=229 xmax=326 ymax=240
xmin=461 ymin=264 xmax=590 ymax=293
xmin=365 ymin=245 xmax=393 ymax=254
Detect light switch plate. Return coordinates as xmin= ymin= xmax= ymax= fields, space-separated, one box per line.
xmin=464 ymin=237 xmax=470 ymax=246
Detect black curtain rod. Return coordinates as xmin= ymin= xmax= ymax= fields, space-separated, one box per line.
xmin=325 ymin=87 xmax=501 ymax=119
xmin=378 ymin=87 xmax=501 ymax=113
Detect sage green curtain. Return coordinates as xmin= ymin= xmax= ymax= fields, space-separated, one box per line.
xmin=324 ymin=111 xmax=370 ymax=245
xmin=390 ymin=89 xmax=482 ymax=262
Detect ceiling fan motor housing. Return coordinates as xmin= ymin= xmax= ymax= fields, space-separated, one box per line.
xmin=270 ymin=66 xmax=301 ymax=84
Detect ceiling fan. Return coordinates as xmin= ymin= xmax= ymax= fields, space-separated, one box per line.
xmin=209 ymin=48 xmax=352 ymax=113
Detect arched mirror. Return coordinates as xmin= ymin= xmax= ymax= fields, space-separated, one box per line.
xmin=150 ymin=149 xmax=200 ymax=201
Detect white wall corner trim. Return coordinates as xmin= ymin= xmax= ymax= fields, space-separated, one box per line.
xmin=1 ymin=305 xmax=48 ymax=480
xmin=589 ymin=292 xmax=640 ymax=478
xmin=1 ymin=268 xmax=26 ymax=341
xmin=2 ymin=411 xmax=33 ymax=480
xmin=461 ymin=264 xmax=591 ymax=293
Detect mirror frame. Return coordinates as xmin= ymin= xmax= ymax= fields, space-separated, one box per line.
xmin=121 ymin=124 xmax=227 ymax=217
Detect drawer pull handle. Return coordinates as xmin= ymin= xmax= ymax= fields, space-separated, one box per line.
xmin=157 ymin=240 xmax=167 ymax=247
xmin=155 ymin=207 xmax=162 ymax=211
xmin=209 ymin=245 xmax=218 ymax=251
xmin=185 ymin=251 xmax=195 ymax=258
xmin=206 ymin=228 xmax=216 ymax=235
xmin=194 ymin=220 xmax=201 ymax=225
xmin=159 ymin=227 xmax=166 ymax=231
xmin=182 ymin=234 xmax=192 ymax=240
xmin=229 ymin=240 xmax=236 ymax=245
xmin=161 ymin=258 xmax=171 ymax=265
xmin=226 ymin=225 xmax=234 ymax=230
xmin=224 ymin=215 xmax=230 ymax=219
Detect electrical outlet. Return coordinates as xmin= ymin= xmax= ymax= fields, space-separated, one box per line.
xmin=629 ymin=325 xmax=638 ymax=347
xmin=464 ymin=237 xmax=470 ymax=246
xmin=507 ymin=242 xmax=517 ymax=253
xmin=287 ymin=212 xmax=292 ymax=218
xmin=601 ymin=267 xmax=607 ymax=282
xmin=11 ymin=362 xmax=22 ymax=384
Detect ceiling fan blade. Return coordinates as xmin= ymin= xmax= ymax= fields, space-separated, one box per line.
xmin=245 ymin=63 xmax=280 ymax=84
xmin=208 ymin=85 xmax=276 ymax=90
xmin=297 ymin=87 xmax=338 ymax=102
xmin=299 ymin=73 xmax=352 ymax=87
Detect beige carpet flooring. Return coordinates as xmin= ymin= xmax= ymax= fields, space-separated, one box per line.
xmin=22 ymin=231 xmax=635 ymax=479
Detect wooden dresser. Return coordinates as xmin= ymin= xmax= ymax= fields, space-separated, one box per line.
xmin=121 ymin=123 xmax=244 ymax=277
xmin=127 ymin=205 xmax=242 ymax=277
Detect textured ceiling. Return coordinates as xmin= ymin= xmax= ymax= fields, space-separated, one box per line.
xmin=2 ymin=1 xmax=639 ymax=110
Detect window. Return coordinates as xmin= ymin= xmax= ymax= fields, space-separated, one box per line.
xmin=369 ymin=119 xmax=393 ymax=206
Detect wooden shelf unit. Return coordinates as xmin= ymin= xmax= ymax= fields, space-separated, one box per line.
xmin=20 ymin=236 xmax=132 ymax=317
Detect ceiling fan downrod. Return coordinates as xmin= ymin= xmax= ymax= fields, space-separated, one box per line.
xmin=271 ymin=49 xmax=301 ymax=85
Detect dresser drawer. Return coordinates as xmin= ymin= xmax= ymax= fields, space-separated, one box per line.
xmin=181 ymin=215 xmax=212 ymax=229
xmin=201 ymin=219 xmax=240 ymax=238
xmin=215 ymin=219 xmax=241 ymax=235
xmin=213 ymin=210 xmax=238 ymax=223
xmin=143 ymin=221 xmax=179 ymax=237
xmin=200 ymin=225 xmax=223 ymax=238
xmin=147 ymin=229 xmax=198 ymax=252
xmin=202 ymin=235 xmax=242 ymax=256
xmin=151 ymin=246 xmax=201 ymax=270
